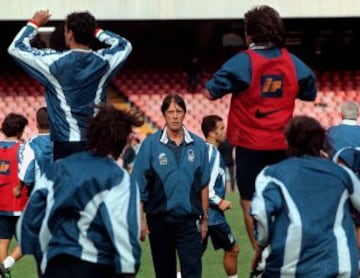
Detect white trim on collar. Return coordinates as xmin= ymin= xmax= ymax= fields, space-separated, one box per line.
xmin=160 ymin=126 xmax=194 ymax=144
xmin=249 ymin=42 xmax=274 ymax=50
xmin=341 ymin=119 xmax=358 ymax=125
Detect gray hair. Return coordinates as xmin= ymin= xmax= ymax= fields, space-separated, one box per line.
xmin=341 ymin=101 xmax=359 ymax=120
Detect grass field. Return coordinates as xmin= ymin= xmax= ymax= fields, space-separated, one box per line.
xmin=9 ymin=191 xmax=254 ymax=278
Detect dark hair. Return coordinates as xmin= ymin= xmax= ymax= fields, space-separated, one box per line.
xmin=161 ymin=94 xmax=187 ymax=115
xmin=36 ymin=107 xmax=49 ymax=129
xmin=201 ymin=115 xmax=223 ymax=138
xmin=86 ymin=105 xmax=143 ymax=159
xmin=285 ymin=116 xmax=326 ymax=157
xmin=1 ymin=113 xmax=28 ymax=137
xmin=65 ymin=11 xmax=96 ymax=46
xmin=244 ymin=5 xmax=285 ymax=46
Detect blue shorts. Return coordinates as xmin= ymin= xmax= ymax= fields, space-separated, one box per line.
xmin=0 ymin=215 xmax=19 ymax=239
xmin=203 ymin=222 xmax=236 ymax=251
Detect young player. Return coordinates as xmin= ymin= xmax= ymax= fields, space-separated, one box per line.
xmin=17 ymin=105 xmax=143 ymax=277
xmin=15 ymin=107 xmax=53 ymax=197
xmin=0 ymin=113 xmax=28 ymax=278
xmin=201 ymin=115 xmax=239 ymax=278
xmin=204 ymin=5 xmax=317 ymax=253
xmin=8 ymin=10 xmax=133 ymax=160
xmin=251 ymin=116 xmax=360 ymax=277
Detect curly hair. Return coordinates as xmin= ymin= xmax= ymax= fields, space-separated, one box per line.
xmin=86 ymin=105 xmax=144 ymax=159
xmin=65 ymin=11 xmax=96 ymax=46
xmin=244 ymin=5 xmax=285 ymax=46
xmin=285 ymin=116 xmax=326 ymax=157
xmin=1 ymin=113 xmax=28 ymax=137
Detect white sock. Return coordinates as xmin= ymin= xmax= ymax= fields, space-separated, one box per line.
xmin=2 ymin=256 xmax=15 ymax=269
xmin=176 ymin=271 xmax=182 ymax=278
xmin=228 ymin=274 xmax=238 ymax=278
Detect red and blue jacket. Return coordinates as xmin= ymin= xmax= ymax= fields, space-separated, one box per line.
xmin=206 ymin=46 xmax=317 ymax=150
xmin=0 ymin=141 xmax=28 ymax=215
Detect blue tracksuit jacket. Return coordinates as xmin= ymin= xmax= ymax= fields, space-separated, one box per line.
xmin=18 ymin=133 xmax=53 ymax=186
xmin=251 ymin=156 xmax=360 ymax=277
xmin=17 ymin=151 xmax=141 ymax=274
xmin=8 ymin=23 xmax=132 ymax=142
xmin=132 ymin=127 xmax=210 ymax=220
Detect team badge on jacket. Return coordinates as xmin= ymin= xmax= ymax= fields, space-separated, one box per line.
xmin=187 ymin=150 xmax=195 ymax=162
xmin=159 ymin=153 xmax=168 ymax=166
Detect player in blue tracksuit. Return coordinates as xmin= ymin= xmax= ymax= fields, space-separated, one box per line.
xmin=17 ymin=105 xmax=142 ymax=278
xmin=251 ymin=116 xmax=360 ymax=277
xmin=16 ymin=107 xmax=53 ymax=197
xmin=201 ymin=115 xmax=239 ymax=278
xmin=328 ymin=101 xmax=360 ymax=157
xmin=328 ymin=101 xmax=360 ymax=269
xmin=132 ymin=94 xmax=209 ymax=278
xmin=8 ymin=9 xmax=132 ymax=160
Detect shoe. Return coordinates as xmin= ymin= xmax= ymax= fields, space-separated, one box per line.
xmin=0 ymin=264 xmax=11 ymax=278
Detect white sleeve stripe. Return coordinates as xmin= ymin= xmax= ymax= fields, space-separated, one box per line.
xmin=18 ymin=143 xmax=35 ymax=181
xmin=252 ymin=169 xmax=270 ymax=245
xmin=208 ymin=146 xmax=221 ymax=204
xmin=333 ymin=191 xmax=352 ymax=275
xmin=105 ymin=173 xmax=138 ymax=273
xmin=39 ymin=177 xmax=55 ymax=273
xmin=253 ymin=169 xmax=302 ymax=276
xmin=78 ymin=191 xmax=109 ymax=262
xmin=340 ymin=165 xmax=360 ymax=211
xmin=8 ymin=26 xmax=64 ymax=77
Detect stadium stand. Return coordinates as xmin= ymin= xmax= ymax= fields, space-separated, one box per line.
xmin=1 ymin=68 xmax=360 ymax=140
xmin=112 ymin=68 xmax=360 ymax=137
xmin=0 ymin=71 xmax=46 ymax=140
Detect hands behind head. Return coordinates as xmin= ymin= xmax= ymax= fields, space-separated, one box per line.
xmin=32 ymin=10 xmax=51 ymax=26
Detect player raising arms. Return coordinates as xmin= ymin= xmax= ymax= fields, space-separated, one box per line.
xmin=204 ymin=5 xmax=317 ymax=258
xmin=8 ymin=9 xmax=132 ymax=160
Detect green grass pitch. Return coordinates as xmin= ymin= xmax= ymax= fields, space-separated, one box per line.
xmin=10 ymin=192 xmax=254 ymax=277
